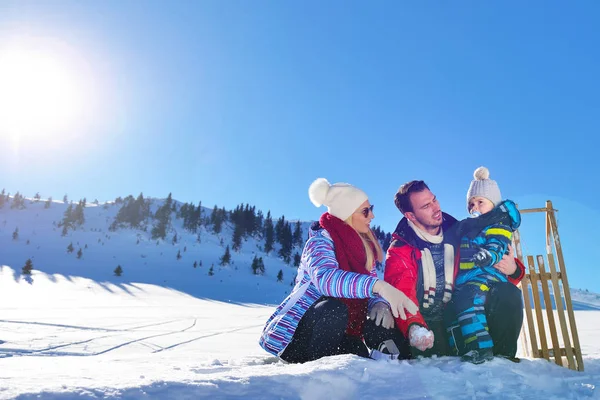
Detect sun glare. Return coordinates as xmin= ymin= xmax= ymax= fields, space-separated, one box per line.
xmin=0 ymin=38 xmax=95 ymax=141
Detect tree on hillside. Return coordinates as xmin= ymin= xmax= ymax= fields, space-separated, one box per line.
xmin=10 ymin=192 xmax=26 ymax=209
xmin=208 ymin=265 xmax=215 ymax=276
xmin=251 ymin=255 xmax=265 ymax=275
xmin=264 ymin=211 xmax=274 ymax=255
xmin=77 ymin=248 xmax=83 ymax=259
xmin=0 ymin=189 xmax=5 ymax=208
xmin=63 ymin=194 xmax=68 ymax=203
xmin=275 ymin=215 xmax=286 ymax=244
xmin=151 ymin=193 xmax=173 ymax=240
xmin=277 ymin=269 xmax=283 ymax=282
xmin=293 ymin=252 xmax=301 ymax=267
xmin=231 ymin=222 xmax=243 ymax=252
xmin=111 ymin=193 xmax=150 ymax=230
xmin=220 ymin=245 xmax=231 ymax=266
xmin=292 ymin=221 xmax=303 ymax=247
xmin=67 ymin=242 xmax=74 ymax=253
xmin=176 ymin=250 xmax=182 ymax=260
xmin=72 ymin=199 xmax=86 ymax=226
xmin=210 ymin=205 xmax=224 ymax=234
xmin=114 ymin=265 xmax=123 ymax=277
xmin=34 ymin=192 xmax=41 ymax=201
xmin=44 ymin=196 xmax=52 ymax=208
xmin=22 ymin=259 xmax=33 ymax=275
xmin=278 ymin=222 xmax=293 ymax=264
xmin=12 ymin=227 xmax=19 ymax=240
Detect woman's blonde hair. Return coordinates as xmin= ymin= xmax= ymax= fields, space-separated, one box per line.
xmin=345 ymin=216 xmax=384 ymax=271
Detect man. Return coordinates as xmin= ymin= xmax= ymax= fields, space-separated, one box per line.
xmin=379 ymin=180 xmax=525 ymax=360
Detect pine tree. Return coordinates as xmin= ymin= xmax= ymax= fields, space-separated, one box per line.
xmin=277 ymin=269 xmax=283 ymax=282
xmin=176 ymin=250 xmax=182 ymax=260
xmin=278 ymin=222 xmax=293 ymax=263
xmin=172 ymin=233 xmax=178 ymax=245
xmin=0 ymin=188 xmax=5 ymax=208
xmin=220 ymin=245 xmax=231 ymax=266
xmin=63 ymin=194 xmax=68 ymax=203
xmin=151 ymin=193 xmax=172 ymax=240
xmin=61 ymin=225 xmax=68 ymax=237
xmin=257 ymin=257 xmax=265 ymax=275
xmin=208 ymin=265 xmax=215 ymax=276
xmin=293 ymin=221 xmax=303 ymax=247
xmin=264 ymin=211 xmax=275 ymax=254
xmin=293 ymin=252 xmax=301 ymax=267
xmin=193 ymin=261 xmax=198 ymax=268
xmin=77 ymin=248 xmax=83 ymax=259
xmin=67 ymin=242 xmax=74 ymax=253
xmin=114 ymin=265 xmax=123 ymax=276
xmin=12 ymin=227 xmax=18 ymax=240
xmin=275 ymin=215 xmax=286 ymax=244
xmin=44 ymin=196 xmax=52 ymax=208
xmin=251 ymin=256 xmax=259 ymax=275
xmin=232 ymin=222 xmax=243 ymax=252
xmin=22 ymin=258 xmax=33 ymax=275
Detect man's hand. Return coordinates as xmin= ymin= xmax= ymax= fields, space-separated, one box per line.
xmin=494 ymin=244 xmax=517 ymax=275
xmin=368 ymin=302 xmax=394 ymax=329
xmin=409 ymin=325 xmax=434 ymax=351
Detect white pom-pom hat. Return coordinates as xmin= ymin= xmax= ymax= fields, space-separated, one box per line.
xmin=466 ymin=166 xmax=502 ymax=210
xmin=308 ymin=178 xmax=368 ymax=221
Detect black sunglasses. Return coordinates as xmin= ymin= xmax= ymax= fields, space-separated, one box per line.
xmin=358 ymin=204 xmax=374 ymax=218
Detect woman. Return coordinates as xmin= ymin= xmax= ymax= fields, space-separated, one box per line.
xmin=259 ymin=178 xmax=417 ymax=363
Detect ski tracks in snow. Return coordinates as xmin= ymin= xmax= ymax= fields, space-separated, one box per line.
xmin=0 ymin=318 xmax=262 ymax=358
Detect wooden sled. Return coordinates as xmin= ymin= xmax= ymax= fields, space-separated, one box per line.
xmin=514 ymin=200 xmax=583 ymax=371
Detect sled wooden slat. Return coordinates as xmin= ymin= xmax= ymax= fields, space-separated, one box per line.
xmin=529 ymin=272 xmax=562 ymax=280
xmin=547 ymin=250 xmax=575 ymax=369
xmin=519 ymin=207 xmax=554 ymax=214
xmin=527 ymin=255 xmax=549 ymax=361
xmin=546 ymin=200 xmax=584 ymax=371
xmin=537 ymin=256 xmax=562 ymax=367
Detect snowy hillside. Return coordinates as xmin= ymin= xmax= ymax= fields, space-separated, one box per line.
xmin=0 ymin=194 xmax=317 ymax=305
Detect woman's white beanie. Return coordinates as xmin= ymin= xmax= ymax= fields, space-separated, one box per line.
xmin=308 ymin=178 xmax=368 ymax=221
xmin=466 ymin=166 xmax=502 ymax=210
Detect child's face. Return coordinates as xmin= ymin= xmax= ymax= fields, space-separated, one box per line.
xmin=468 ymin=196 xmax=495 ymax=215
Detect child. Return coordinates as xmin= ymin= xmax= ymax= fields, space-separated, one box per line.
xmin=451 ymin=166 xmax=521 ymax=364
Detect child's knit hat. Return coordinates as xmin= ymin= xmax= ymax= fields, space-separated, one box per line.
xmin=466 ymin=166 xmax=502 ymax=210
xmin=309 ymin=178 xmax=368 ymax=221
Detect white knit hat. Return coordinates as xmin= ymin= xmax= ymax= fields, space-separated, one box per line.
xmin=466 ymin=166 xmax=502 ymax=210
xmin=308 ymin=178 xmax=368 ymax=221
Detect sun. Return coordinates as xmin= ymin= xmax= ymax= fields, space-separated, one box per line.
xmin=0 ymin=39 xmax=91 ymax=140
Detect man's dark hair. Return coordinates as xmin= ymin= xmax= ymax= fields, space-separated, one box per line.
xmin=394 ymin=180 xmax=430 ymax=214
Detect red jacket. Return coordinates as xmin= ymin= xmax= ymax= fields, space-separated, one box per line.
xmin=384 ymin=213 xmax=525 ymax=337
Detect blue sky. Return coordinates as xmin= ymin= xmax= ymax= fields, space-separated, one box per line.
xmin=1 ymin=2 xmax=599 ymax=289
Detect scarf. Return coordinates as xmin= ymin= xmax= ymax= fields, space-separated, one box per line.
xmin=320 ymin=212 xmax=376 ymax=338
xmin=407 ymin=220 xmax=454 ymax=307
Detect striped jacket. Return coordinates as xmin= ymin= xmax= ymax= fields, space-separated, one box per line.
xmin=455 ymin=200 xmax=522 ymax=287
xmin=259 ymin=224 xmax=380 ymax=357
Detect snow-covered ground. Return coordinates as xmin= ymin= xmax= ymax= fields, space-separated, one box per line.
xmin=1 ymin=266 xmax=600 ymax=400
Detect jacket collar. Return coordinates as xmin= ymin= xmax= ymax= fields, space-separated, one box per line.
xmin=392 ymin=212 xmax=457 ymax=247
